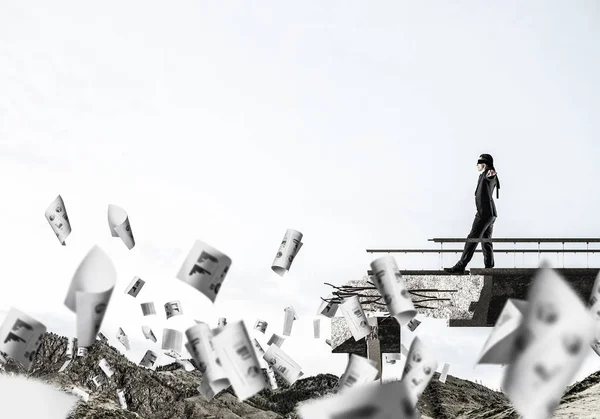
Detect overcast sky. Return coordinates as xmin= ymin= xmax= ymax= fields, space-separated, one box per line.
xmin=1 ymin=0 xmax=599 ymax=391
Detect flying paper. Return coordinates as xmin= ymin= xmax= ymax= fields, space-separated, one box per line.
xmin=211 ymin=320 xmax=267 ymax=400
xmin=164 ymin=349 xmax=181 ymax=359
xmin=283 ymin=306 xmax=298 ymax=336
xmin=125 ymin=276 xmax=145 ymax=297
xmin=267 ymin=334 xmax=286 ymax=348
xmin=165 ymin=301 xmax=183 ymax=319
xmin=97 ymin=332 xmax=109 ymax=343
xmin=407 ymin=318 xmax=421 ymax=332
xmin=58 ymin=359 xmax=71 ymax=372
xmin=116 ymin=327 xmax=131 ymax=351
xmin=165 ymin=345 xmax=195 ymax=371
xmin=384 ymin=353 xmax=401 ymax=364
xmin=91 ymin=374 xmax=106 ymax=388
xmin=139 ymin=350 xmax=159 ymax=369
xmin=317 ymin=294 xmax=340 ymax=318
xmin=0 ymin=308 xmax=46 ymax=370
xmin=340 ymin=296 xmax=371 ymax=341
xmin=142 ymin=326 xmax=157 ymax=343
xmin=263 ymin=344 xmax=303 ymax=385
xmin=176 ymin=240 xmax=232 ymax=303
xmin=99 ymin=358 xmax=114 ymax=378
xmin=107 ymin=204 xmax=135 ymax=249
xmin=66 ymin=337 xmax=75 ymax=358
xmin=44 ymin=195 xmax=72 ymax=245
xmin=141 ymin=302 xmax=156 ymax=316
xmin=271 ymin=229 xmax=303 ymax=276
xmin=334 ymin=354 xmax=378 ymax=393
xmin=64 ymin=246 xmax=116 ymax=348
xmin=252 ymin=338 xmax=266 ymax=357
xmin=439 ymin=363 xmax=450 ymax=383
xmin=162 ymin=328 xmax=183 ymax=353
xmin=370 ymin=255 xmax=417 ymax=327
xmin=477 ymin=299 xmax=528 ymax=365
xmin=314 ymin=319 xmax=320 ymax=339
xmin=401 ymin=336 xmax=438 ymax=400
xmin=266 ymin=365 xmax=279 ymax=390
xmin=254 ymin=319 xmax=268 ymax=334
xmin=117 ymin=389 xmax=127 ymax=409
xmin=186 ymin=323 xmax=231 ymax=398
xmin=502 ymin=265 xmax=595 ymax=419
xmin=250 ymin=337 xmax=278 ymax=390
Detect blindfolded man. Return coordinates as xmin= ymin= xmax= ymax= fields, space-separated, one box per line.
xmin=444 ymin=154 xmax=501 ymax=273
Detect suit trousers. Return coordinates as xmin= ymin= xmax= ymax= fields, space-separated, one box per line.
xmin=457 ymin=213 xmax=496 ymax=268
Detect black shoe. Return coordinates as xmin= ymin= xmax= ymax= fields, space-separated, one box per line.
xmin=444 ymin=265 xmax=466 ymax=274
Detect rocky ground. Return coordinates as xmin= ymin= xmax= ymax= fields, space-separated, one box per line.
xmin=1 ymin=332 xmax=600 ymax=418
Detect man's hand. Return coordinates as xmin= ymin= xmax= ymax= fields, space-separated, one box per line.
xmin=486 ymin=169 xmax=497 ymax=177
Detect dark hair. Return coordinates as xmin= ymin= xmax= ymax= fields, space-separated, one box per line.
xmin=479 ymin=154 xmax=494 ymax=169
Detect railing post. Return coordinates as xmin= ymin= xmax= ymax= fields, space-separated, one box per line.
xmin=366 ymin=316 xmax=382 ymax=383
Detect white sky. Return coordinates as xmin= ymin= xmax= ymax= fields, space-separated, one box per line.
xmin=1 ymin=0 xmax=599 ymax=391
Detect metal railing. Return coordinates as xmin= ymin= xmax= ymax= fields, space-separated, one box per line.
xmin=366 ymin=238 xmax=600 ymax=269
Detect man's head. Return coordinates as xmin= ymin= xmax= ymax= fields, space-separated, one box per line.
xmin=477 ymin=154 xmax=494 ymax=172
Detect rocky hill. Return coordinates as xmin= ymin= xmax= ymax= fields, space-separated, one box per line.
xmin=0 ymin=332 xmax=342 ymax=419
xmin=418 ymin=373 xmax=517 ymax=419
xmin=0 ymin=332 xmax=281 ymax=418
xmin=2 ymin=332 xmax=600 ymax=418
xmin=418 ymin=365 xmax=600 ymax=419
xmin=551 ymin=370 xmax=600 ymax=418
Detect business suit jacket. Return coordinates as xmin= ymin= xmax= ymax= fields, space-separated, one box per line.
xmin=475 ymin=169 xmax=499 ymax=217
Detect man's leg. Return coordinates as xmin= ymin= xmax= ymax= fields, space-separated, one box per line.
xmin=482 ymin=217 xmax=496 ymax=268
xmin=445 ymin=214 xmax=492 ymax=273
xmin=455 ymin=214 xmax=489 ymax=269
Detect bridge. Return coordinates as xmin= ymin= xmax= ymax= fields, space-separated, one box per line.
xmin=366 ymin=237 xmax=600 ymax=326
xmin=328 ymin=238 xmax=600 ymax=381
